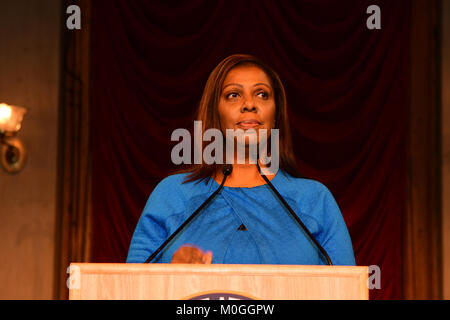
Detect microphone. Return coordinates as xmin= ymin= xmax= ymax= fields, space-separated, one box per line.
xmin=256 ymin=162 xmax=333 ymax=266
xmin=145 ymin=164 xmax=233 ymax=263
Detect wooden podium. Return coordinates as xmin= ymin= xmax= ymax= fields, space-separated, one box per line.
xmin=68 ymin=263 xmax=368 ymax=300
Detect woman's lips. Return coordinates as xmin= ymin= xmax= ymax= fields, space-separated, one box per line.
xmin=237 ymin=120 xmax=261 ymax=129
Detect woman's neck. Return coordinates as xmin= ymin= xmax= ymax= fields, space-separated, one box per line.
xmin=214 ymin=162 xmax=276 ymax=187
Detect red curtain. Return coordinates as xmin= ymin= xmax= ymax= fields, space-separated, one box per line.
xmin=91 ymin=0 xmax=409 ymax=299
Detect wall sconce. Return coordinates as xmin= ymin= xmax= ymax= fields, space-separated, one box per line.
xmin=0 ymin=103 xmax=27 ymax=173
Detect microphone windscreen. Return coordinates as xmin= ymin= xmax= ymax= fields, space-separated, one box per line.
xmin=222 ymin=164 xmax=233 ymax=176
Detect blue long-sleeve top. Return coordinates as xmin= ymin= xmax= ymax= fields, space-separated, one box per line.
xmin=126 ymin=170 xmax=356 ymax=265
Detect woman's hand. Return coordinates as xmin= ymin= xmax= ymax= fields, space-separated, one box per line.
xmin=170 ymin=245 xmax=212 ymax=264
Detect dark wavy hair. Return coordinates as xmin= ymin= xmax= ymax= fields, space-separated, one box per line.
xmin=174 ymin=54 xmax=301 ymax=183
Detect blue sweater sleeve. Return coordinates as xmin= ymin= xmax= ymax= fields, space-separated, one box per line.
xmin=126 ymin=174 xmax=187 ymax=263
xmin=314 ymin=184 xmax=356 ymax=266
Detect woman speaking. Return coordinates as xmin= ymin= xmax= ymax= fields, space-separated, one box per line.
xmin=126 ymin=54 xmax=355 ymax=266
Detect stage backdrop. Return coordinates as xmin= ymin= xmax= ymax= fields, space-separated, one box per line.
xmin=90 ymin=0 xmax=409 ymax=299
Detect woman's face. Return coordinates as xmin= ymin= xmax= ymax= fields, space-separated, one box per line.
xmin=218 ymin=65 xmax=276 ymax=136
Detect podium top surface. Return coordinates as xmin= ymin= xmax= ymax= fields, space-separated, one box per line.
xmin=70 ymin=262 xmax=367 ymax=275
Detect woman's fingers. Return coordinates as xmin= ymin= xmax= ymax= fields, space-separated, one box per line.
xmin=171 ymin=245 xmax=213 ymax=264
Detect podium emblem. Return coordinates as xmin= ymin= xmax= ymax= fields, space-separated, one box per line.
xmin=185 ymin=291 xmax=256 ymax=300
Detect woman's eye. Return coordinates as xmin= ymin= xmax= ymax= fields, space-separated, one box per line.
xmin=257 ymin=91 xmax=268 ymax=99
xmin=226 ymin=92 xmax=239 ymax=99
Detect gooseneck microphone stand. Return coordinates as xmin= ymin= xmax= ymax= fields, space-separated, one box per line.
xmin=144 ymin=164 xmax=233 ymax=263
xmin=256 ymin=162 xmax=333 ymax=266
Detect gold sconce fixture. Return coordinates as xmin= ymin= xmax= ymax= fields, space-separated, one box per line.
xmin=0 ymin=103 xmax=27 ymax=173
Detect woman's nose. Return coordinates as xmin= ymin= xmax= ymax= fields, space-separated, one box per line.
xmin=241 ymin=98 xmax=257 ymax=113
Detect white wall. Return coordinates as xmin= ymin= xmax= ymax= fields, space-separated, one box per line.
xmin=0 ymin=0 xmax=61 ymax=299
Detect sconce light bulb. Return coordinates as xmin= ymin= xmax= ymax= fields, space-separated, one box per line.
xmin=0 ymin=103 xmax=12 ymax=123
